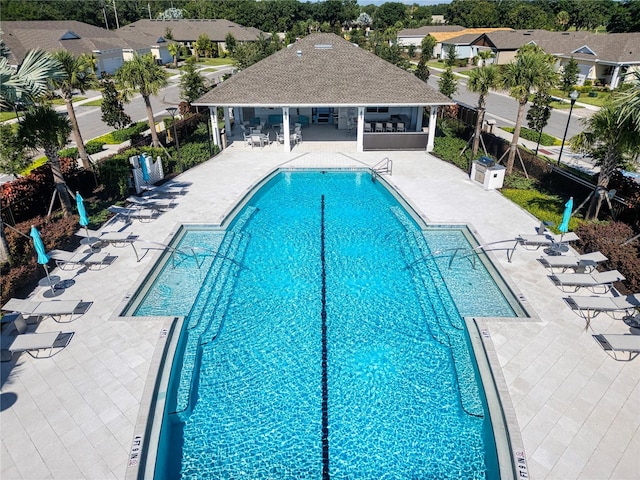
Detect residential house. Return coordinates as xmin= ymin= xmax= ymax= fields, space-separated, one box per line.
xmin=397 ymin=26 xmax=510 ymax=59
xmin=117 ymin=19 xmax=268 ymax=56
xmin=471 ymin=30 xmax=640 ymax=89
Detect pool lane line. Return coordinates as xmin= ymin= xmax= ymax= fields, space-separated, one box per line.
xmin=321 ymin=195 xmax=330 ymax=480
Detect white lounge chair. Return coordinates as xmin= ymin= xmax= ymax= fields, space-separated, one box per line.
xmin=517 ymin=232 xmax=579 ymax=251
xmin=592 ymin=334 xmax=640 ymax=361
xmin=539 ymin=251 xmax=608 ymax=273
xmin=1 ymin=316 xmax=74 ymax=360
xmin=2 ymin=298 xmax=87 ymax=322
xmin=127 ymin=195 xmax=175 ymax=211
xmin=108 ymin=205 xmax=159 ymax=222
xmin=550 ymin=269 xmax=625 ymax=294
xmin=565 ymin=293 xmax=640 ymax=322
xmin=48 ymin=249 xmax=113 ymax=270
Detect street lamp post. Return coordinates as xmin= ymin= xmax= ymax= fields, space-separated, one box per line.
xmin=557 ymin=90 xmax=579 ymax=166
xmin=166 ymin=107 xmax=182 ymax=172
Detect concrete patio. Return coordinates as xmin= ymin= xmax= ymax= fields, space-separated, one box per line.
xmin=1 ymin=145 xmax=638 ymax=479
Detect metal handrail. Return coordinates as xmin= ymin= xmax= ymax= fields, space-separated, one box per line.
xmin=371 ymin=157 xmax=392 ymax=181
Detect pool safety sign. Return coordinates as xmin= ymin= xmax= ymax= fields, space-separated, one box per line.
xmin=129 ymin=435 xmax=143 ymax=467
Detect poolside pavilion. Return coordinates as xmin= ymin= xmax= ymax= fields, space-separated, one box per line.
xmin=194 ymin=33 xmax=454 ymax=153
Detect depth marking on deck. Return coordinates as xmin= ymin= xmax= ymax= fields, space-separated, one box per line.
xmin=320 ymin=195 xmax=330 ymax=479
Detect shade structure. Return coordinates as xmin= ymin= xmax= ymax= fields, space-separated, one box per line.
xmin=140 ymin=154 xmax=150 ymax=183
xmin=30 ymin=226 xmax=56 ymax=294
xmin=558 ymin=197 xmax=574 ymax=235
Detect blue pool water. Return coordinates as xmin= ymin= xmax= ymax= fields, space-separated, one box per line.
xmin=141 ymin=171 xmax=518 ymax=479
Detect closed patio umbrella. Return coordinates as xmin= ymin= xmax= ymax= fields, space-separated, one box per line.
xmin=76 ymin=192 xmax=97 ymax=248
xmin=30 ymin=225 xmax=56 ymax=294
xmin=558 ymin=196 xmax=574 ymax=241
xmin=140 ymin=154 xmax=150 ymax=183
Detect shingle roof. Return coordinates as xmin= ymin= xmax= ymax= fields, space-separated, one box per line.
xmin=117 ymin=19 xmax=267 ymax=43
xmin=1 ymin=21 xmax=130 ymax=65
xmin=477 ymin=30 xmax=640 ymax=64
xmin=397 ymin=25 xmax=466 ymax=37
xmin=194 ymin=33 xmax=453 ymax=107
xmin=442 ymin=33 xmax=484 ymax=45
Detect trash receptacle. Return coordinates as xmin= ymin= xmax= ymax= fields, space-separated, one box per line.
xmin=470 ymin=156 xmax=505 ymax=190
xmin=221 ymin=128 xmax=227 ymax=149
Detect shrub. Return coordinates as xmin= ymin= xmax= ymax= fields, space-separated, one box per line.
xmin=575 ymin=222 xmax=640 ymax=294
xmin=59 ymin=147 xmax=79 ymax=159
xmin=503 ymin=172 xmax=537 ymax=190
xmin=501 ymin=126 xmax=557 ymax=146
xmin=432 ymin=136 xmax=470 ymax=171
xmin=111 ymin=122 xmax=149 ymax=143
xmin=85 ymin=140 xmax=105 ymax=155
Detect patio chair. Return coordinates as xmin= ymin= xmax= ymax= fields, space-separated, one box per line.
xmin=108 ymin=205 xmax=160 ymax=223
xmin=539 ymin=251 xmax=608 ymax=273
xmin=2 ymin=298 xmax=87 ymax=323
xmin=48 ymin=249 xmax=114 ymax=271
xmin=592 ymin=333 xmax=640 ymax=361
xmin=243 ymin=132 xmax=252 ymax=147
xmin=565 ymin=293 xmax=640 ymax=322
xmin=385 ymin=122 xmax=394 ymax=132
xmin=516 ymin=232 xmax=579 ymax=251
xmin=140 ymin=185 xmax=186 ymax=197
xmin=250 ymin=134 xmax=264 ymax=149
xmin=375 ymin=122 xmax=384 ymax=133
xmin=127 ymin=195 xmax=175 ymax=212
xmin=76 ymin=229 xmax=140 ymax=260
xmin=364 ymin=123 xmax=372 ymax=133
xmin=396 ymin=122 xmax=406 ymax=133
xmin=550 ymin=269 xmax=625 ymax=294
xmin=1 ymin=316 xmax=74 ymax=360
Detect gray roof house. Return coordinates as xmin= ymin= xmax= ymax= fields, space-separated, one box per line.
xmin=194 ymin=33 xmax=452 ymax=153
xmin=472 ymin=30 xmax=640 ymax=89
xmin=117 ymin=19 xmax=267 ymax=53
xmin=0 ymin=20 xmax=173 ymax=77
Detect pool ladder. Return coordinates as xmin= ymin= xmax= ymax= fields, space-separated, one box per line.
xmin=371 ymin=157 xmax=392 ymax=181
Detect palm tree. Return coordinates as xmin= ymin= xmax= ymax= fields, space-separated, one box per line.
xmin=616 ymin=71 xmax=640 ymax=133
xmin=50 ymin=51 xmax=98 ymax=170
xmin=115 ymin=53 xmax=169 ymax=148
xmin=18 ymin=105 xmax=74 ymax=215
xmin=570 ymin=105 xmax=639 ymax=220
xmin=168 ymin=42 xmax=180 ymax=68
xmin=0 ymin=49 xmax=63 ymax=265
xmin=0 ymin=49 xmax=63 ymax=109
xmin=498 ymin=45 xmax=557 ymax=174
xmin=475 ymin=49 xmax=494 ymax=67
xmin=467 ymin=65 xmax=498 ymax=156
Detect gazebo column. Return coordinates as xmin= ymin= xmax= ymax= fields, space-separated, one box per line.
xmin=357 ymin=107 xmax=364 ymax=152
xmin=426 ymin=106 xmax=438 ymax=152
xmin=610 ymin=65 xmax=621 ymax=90
xmin=224 ymin=108 xmax=232 ymax=139
xmin=209 ymin=106 xmax=220 ymax=148
xmin=236 ymin=107 xmax=244 ymax=125
xmin=415 ymin=107 xmax=424 ymax=132
xmin=283 ymin=107 xmax=291 ymax=152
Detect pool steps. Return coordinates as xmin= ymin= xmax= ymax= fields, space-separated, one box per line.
xmin=172 ymin=207 xmax=256 ymax=420
xmin=391 ymin=207 xmax=484 ymax=418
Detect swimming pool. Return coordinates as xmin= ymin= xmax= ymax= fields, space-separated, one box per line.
xmin=130 ymin=171 xmax=522 ymax=479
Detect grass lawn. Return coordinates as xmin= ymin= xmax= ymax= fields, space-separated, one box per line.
xmin=50 ymin=97 xmax=87 ymax=105
xmin=20 ymin=156 xmax=48 ymax=176
xmin=0 ymin=111 xmax=17 ymax=122
xmin=201 ymin=67 xmax=220 ymax=73
xmin=91 ymin=132 xmax=121 ymax=144
xmin=82 ymin=99 xmax=103 ymax=107
xmin=501 ymin=188 xmax=583 ymax=234
xmin=196 ymin=58 xmax=233 ymax=67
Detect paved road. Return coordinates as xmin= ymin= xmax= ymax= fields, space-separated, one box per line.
xmin=426 ymin=72 xmax=593 ymax=140
xmin=66 ymin=66 xmax=235 ymax=145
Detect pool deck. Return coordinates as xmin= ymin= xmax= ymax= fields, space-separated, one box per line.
xmin=2 ymin=141 xmax=638 ymax=479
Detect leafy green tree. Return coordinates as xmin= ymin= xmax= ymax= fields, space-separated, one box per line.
xmin=526 ymin=92 xmax=553 ymax=155
xmin=438 ymin=67 xmax=458 ymax=98
xmin=498 ymin=45 xmax=557 ymax=174
xmin=415 ymin=57 xmax=430 ymax=82
xmin=18 ymin=105 xmax=73 ymax=215
xmin=506 ymin=4 xmax=552 ymax=29
xmin=100 ymin=75 xmax=131 ymax=130
xmin=355 ymin=12 xmax=372 ymax=28
xmin=445 ymin=45 xmax=457 ymax=67
xmin=556 ymin=10 xmax=570 ymax=30
xmin=224 ymin=32 xmax=238 ymax=55
xmin=168 ymin=42 xmax=180 ymax=68
xmin=50 ymin=50 xmax=98 ymax=170
xmin=194 ymin=34 xmax=212 ymax=61
xmin=348 ymin=28 xmax=366 ymax=47
xmin=377 ymin=42 xmax=410 ymax=70
xmin=179 ymin=60 xmax=207 ymax=104
xmin=374 ymin=2 xmax=407 ymax=30
xmin=115 ymin=53 xmax=169 ymax=148
xmin=0 ymin=123 xmax=28 ymax=175
xmin=420 ymin=35 xmax=436 ymax=59
xmin=475 ymin=49 xmax=494 ymax=67
xmin=0 ymin=49 xmax=63 ymax=110
xmin=467 ymin=65 xmax=498 ymax=156
xmin=560 ymin=57 xmax=579 ymax=94
xmin=571 ymin=104 xmax=639 ymax=219
xmin=607 ymin=1 xmax=640 ymax=33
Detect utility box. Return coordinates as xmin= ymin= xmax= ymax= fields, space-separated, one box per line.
xmin=471 ymin=156 xmax=506 ymax=190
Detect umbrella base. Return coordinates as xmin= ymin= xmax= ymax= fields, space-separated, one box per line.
xmin=38 ymin=275 xmax=61 ymax=287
